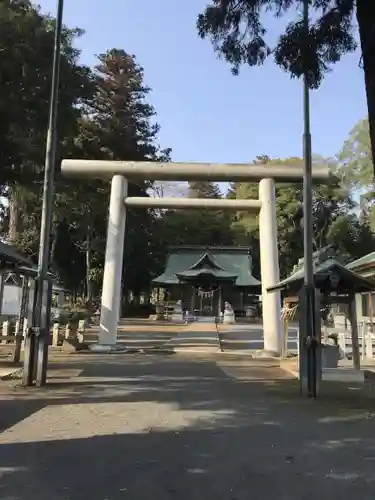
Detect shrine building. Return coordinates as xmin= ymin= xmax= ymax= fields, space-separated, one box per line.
xmin=153 ymin=246 xmax=261 ymax=318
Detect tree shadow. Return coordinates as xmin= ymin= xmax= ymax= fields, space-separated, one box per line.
xmin=1 ymin=354 xmax=375 ymax=499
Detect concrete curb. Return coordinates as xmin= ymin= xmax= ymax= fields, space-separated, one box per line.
xmin=171 ymin=348 xmax=253 ymax=357
xmin=279 ymin=361 xmax=375 ymax=384
xmin=88 ymin=344 xmax=128 ymax=353
xmin=279 ymin=360 xmax=299 ymax=379
xmin=98 ymin=347 xmax=286 ymax=363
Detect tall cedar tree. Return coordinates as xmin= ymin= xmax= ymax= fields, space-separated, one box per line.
xmin=4 ymin=45 xmax=172 ymax=297
xmin=0 ymin=0 xmax=92 ymax=242
xmin=197 ymin=0 xmax=375 ymax=173
xmin=0 ymin=0 xmax=92 ymax=183
xmin=88 ymin=49 xmax=171 ymax=299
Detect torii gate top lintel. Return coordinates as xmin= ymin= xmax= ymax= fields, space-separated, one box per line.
xmin=61 ymin=159 xmax=330 ymax=183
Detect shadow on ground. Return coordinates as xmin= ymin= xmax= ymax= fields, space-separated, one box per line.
xmin=0 ymin=354 xmax=375 ymax=499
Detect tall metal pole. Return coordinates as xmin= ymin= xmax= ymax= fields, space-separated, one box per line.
xmin=300 ymin=0 xmax=318 ymax=397
xmin=23 ymin=0 xmax=64 ymax=386
xmin=302 ymin=0 xmax=313 ymax=289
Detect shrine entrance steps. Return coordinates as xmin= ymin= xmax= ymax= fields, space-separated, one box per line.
xmin=195 ymin=316 xmax=216 ymax=323
xmin=78 ymin=319 xmax=284 ymax=354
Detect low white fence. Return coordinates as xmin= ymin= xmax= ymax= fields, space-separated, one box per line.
xmin=283 ymin=322 xmax=375 ymax=362
xmin=336 ymin=325 xmax=375 ymax=360
xmin=1 ymin=318 xmax=89 ymax=349
xmin=315 ymin=322 xmax=375 ymax=361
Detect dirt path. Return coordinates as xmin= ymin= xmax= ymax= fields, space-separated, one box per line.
xmin=0 ymin=354 xmax=375 ymax=499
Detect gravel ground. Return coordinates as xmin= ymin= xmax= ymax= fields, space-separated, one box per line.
xmin=0 ymin=353 xmax=375 ymax=499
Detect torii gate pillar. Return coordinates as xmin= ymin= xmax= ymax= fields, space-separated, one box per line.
xmin=99 ymin=175 xmax=128 ymax=345
xmin=258 ymin=178 xmax=282 ymax=355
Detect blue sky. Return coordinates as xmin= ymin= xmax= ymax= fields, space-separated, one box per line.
xmin=38 ymin=0 xmax=366 ymax=163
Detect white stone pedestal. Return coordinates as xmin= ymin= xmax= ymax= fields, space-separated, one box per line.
xmin=223 ymin=311 xmax=236 ymax=324
xmin=171 ymin=301 xmax=184 ymax=323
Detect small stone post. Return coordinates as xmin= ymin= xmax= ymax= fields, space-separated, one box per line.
xmin=78 ymin=319 xmax=86 ymax=343
xmin=65 ymin=323 xmax=71 ymax=340
xmin=2 ymin=321 xmax=10 ymax=344
xmin=13 ymin=320 xmax=22 ymax=363
xmin=14 ymin=321 xmax=20 ymax=336
xmin=52 ymin=323 xmax=60 ymax=346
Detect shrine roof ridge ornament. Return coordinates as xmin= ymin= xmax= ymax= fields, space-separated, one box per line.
xmin=61 ymin=159 xmax=330 ymax=182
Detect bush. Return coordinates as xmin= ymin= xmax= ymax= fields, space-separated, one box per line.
xmin=55 ymin=298 xmax=92 ymax=325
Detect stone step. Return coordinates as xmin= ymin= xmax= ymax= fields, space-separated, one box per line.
xmin=195 ymin=316 xmax=217 ymax=323
xmin=76 ymin=322 xmax=300 ymax=354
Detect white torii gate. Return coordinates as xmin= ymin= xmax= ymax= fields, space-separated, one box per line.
xmin=61 ymin=160 xmax=329 ymax=355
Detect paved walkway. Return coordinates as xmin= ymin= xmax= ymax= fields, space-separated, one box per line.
xmin=1 ymin=353 xmax=375 ymax=499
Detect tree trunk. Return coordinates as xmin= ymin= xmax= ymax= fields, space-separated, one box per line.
xmin=357 ymin=0 xmax=375 ymax=176
xmin=50 ymin=216 xmax=58 ymax=265
xmin=7 ymin=185 xmax=21 ymax=243
xmin=86 ymin=223 xmax=93 ymax=303
xmin=132 ymin=292 xmax=141 ymax=307
xmin=143 ymin=288 xmax=150 ymax=304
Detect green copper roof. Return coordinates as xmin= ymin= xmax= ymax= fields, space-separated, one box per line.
xmin=188 ymin=251 xmax=224 ymax=271
xmin=346 ymin=251 xmax=375 ymax=271
xmin=268 ymin=258 xmax=375 ymax=293
xmin=153 ymin=246 xmax=260 ymax=287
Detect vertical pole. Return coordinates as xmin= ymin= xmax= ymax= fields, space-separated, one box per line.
xmin=368 ymin=292 xmax=373 ymax=332
xmin=36 ymin=280 xmax=53 ymax=386
xmin=258 ymin=178 xmax=282 ymax=355
xmin=25 ymin=0 xmax=64 ymax=386
xmin=298 ymin=286 xmax=318 ymax=395
xmin=282 ymin=317 xmax=289 ymax=359
xmin=349 ymin=294 xmax=361 ymax=370
xmin=302 ymin=0 xmax=314 ymax=298
xmin=300 ymin=0 xmax=319 ymax=397
xmin=23 ymin=279 xmax=37 ymax=386
xmin=218 ymin=285 xmax=222 ymax=318
xmin=190 ymin=285 xmax=195 ymax=315
xmin=99 ymin=175 xmax=128 ymax=345
xmin=281 ymin=299 xmax=289 ymax=359
xmin=14 ymin=276 xmax=29 ymax=364
xmin=0 ymin=272 xmax=4 ymax=316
